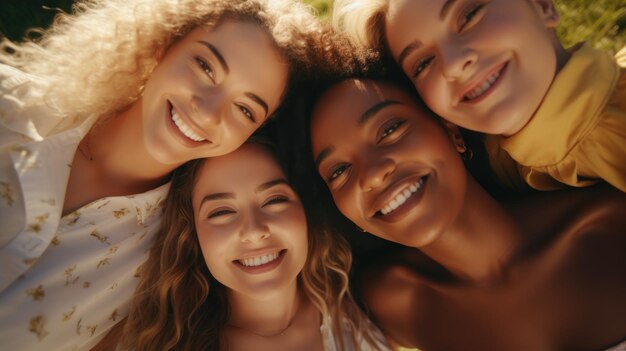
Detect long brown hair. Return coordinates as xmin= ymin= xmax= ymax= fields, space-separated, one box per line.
xmin=122 ymin=140 xmax=384 ymax=350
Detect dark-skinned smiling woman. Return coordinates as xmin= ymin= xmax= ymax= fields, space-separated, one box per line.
xmin=298 ymin=76 xmax=626 ymax=351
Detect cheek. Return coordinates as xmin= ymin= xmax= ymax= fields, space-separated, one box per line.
xmin=333 ymin=188 xmax=364 ymax=227
xmin=416 ymin=77 xmax=448 ymax=113
xmin=286 ymin=209 xmax=309 ymax=244
xmin=216 ymin=124 xmax=256 ymax=157
xmin=196 ymin=227 xmax=229 ymax=269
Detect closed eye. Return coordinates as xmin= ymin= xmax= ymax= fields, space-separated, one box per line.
xmin=195 ymin=57 xmax=216 ymax=82
xmin=208 ymin=208 xmax=235 ymax=218
xmin=263 ymin=195 xmax=289 ymax=207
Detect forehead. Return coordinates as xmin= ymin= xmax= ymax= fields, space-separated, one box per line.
xmin=185 ymin=20 xmax=288 ymax=109
xmin=312 ymin=79 xmax=413 ymax=131
xmin=194 ymin=144 xmax=284 ymax=191
xmin=385 ymin=0 xmax=441 ymax=53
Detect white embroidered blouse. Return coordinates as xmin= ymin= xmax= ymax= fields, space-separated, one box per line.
xmin=0 ymin=64 xmax=169 ymax=350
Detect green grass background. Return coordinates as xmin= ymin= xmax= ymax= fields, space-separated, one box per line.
xmin=0 ymin=0 xmax=624 ymax=54
xmin=303 ymin=0 xmax=626 ymax=54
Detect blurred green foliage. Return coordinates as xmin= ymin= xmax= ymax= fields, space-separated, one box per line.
xmin=1 ymin=0 xmax=624 ymax=54
xmin=304 ymin=0 xmax=626 ymax=54
xmin=554 ymin=0 xmax=626 ymax=54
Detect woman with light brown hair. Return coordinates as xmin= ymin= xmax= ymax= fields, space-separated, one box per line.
xmin=122 ymin=139 xmax=389 ymax=350
xmin=0 ymin=0 xmax=336 ymax=349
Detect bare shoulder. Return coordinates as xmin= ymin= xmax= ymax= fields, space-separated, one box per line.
xmin=556 ymin=184 xmax=626 ymax=236
xmin=354 ymin=246 xmax=439 ymax=348
xmin=510 ymin=184 xmax=626 ymax=239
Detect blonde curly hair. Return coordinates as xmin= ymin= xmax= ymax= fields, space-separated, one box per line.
xmin=0 ymin=0 xmax=327 ymax=123
xmin=332 ymin=0 xmax=390 ymax=51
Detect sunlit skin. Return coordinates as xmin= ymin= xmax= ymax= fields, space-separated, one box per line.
xmin=310 ymin=79 xmax=626 ymax=351
xmin=192 ymin=144 xmax=308 ymax=301
xmin=311 ymin=79 xmax=468 ymax=247
xmin=142 ymin=21 xmax=289 ymax=164
xmin=385 ymin=0 xmax=569 ymax=136
xmin=63 ymin=20 xmax=288 ymax=215
xmin=191 ymin=144 xmax=323 ymax=351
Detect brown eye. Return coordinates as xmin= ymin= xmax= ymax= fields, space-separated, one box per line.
xmin=377 ymin=120 xmax=406 ymax=143
xmin=195 ymin=57 xmax=216 ymax=82
xmin=236 ymin=104 xmax=256 ymax=123
xmin=412 ymin=56 xmax=434 ymax=78
xmin=328 ymin=164 xmax=350 ymax=183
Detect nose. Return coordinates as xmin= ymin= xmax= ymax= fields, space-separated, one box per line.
xmin=440 ymin=40 xmax=477 ymax=81
xmin=359 ymin=157 xmax=396 ymax=192
xmin=190 ymin=92 xmax=224 ymax=126
xmin=239 ymin=210 xmax=271 ymax=243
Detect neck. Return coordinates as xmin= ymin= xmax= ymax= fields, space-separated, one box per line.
xmin=418 ymin=177 xmax=522 ymax=284
xmin=227 ymin=280 xmax=302 ymax=337
xmin=553 ymin=35 xmax=573 ymax=76
xmin=86 ymin=100 xmax=180 ymax=193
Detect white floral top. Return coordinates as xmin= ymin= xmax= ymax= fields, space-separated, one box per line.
xmin=0 ymin=64 xmax=169 ymax=350
xmin=321 ymin=317 xmax=390 ymax=351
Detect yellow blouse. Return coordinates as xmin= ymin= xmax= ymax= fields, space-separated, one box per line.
xmin=485 ymin=43 xmax=626 ymax=192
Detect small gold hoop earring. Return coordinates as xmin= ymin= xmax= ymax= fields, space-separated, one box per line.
xmin=461 ymin=147 xmax=474 ymax=161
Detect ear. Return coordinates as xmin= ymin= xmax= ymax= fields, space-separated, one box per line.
xmin=528 ymin=0 xmax=560 ymax=28
xmin=442 ymin=120 xmax=466 ymax=154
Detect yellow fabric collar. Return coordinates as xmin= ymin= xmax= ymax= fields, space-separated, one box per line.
xmin=499 ymin=42 xmax=620 ymax=166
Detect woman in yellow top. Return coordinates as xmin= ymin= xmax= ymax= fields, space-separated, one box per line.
xmin=332 ymin=0 xmax=626 ymax=192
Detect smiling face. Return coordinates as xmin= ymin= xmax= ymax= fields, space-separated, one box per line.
xmin=192 ymin=143 xmax=308 ymax=300
xmin=141 ymin=20 xmax=289 ymax=165
xmin=311 ymin=79 xmax=468 ymax=247
xmin=384 ymin=0 xmax=561 ymax=136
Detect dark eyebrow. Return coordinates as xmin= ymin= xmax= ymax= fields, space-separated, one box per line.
xmin=314 ymin=146 xmax=334 ymax=169
xmin=199 ymin=179 xmax=289 ymax=208
xmin=359 ymin=100 xmax=401 ymax=125
xmin=397 ymin=42 xmax=421 ymax=69
xmin=315 ymin=100 xmax=401 ymax=169
xmin=440 ymin=0 xmax=458 ymax=20
xmin=245 ymin=92 xmax=269 ymax=117
xmin=196 ymin=40 xmax=229 ymax=74
xmin=256 ymin=179 xmax=289 ymax=192
xmin=200 ymin=192 xmax=235 ymax=208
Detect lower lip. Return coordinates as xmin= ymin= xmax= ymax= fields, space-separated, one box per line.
xmin=234 ymin=250 xmax=286 ymax=274
xmin=462 ymin=62 xmax=508 ymax=105
xmin=165 ymin=101 xmax=211 ymax=147
xmin=375 ymin=176 xmax=429 ymax=223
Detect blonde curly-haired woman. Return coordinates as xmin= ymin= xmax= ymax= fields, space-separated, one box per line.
xmin=0 ymin=0 xmax=336 ymax=349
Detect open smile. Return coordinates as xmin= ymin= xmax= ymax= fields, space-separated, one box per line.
xmin=167 ymin=101 xmax=212 ymax=144
xmin=234 ymin=249 xmax=286 ymax=274
xmin=460 ymin=62 xmax=508 ymax=104
xmin=372 ymin=175 xmax=429 ymax=222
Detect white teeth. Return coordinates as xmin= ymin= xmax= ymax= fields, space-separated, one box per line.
xmin=239 ymin=251 xmax=281 ymax=267
xmin=403 ymin=189 xmax=412 ymax=198
xmin=465 ymin=69 xmax=501 ymax=100
xmin=171 ymin=108 xmax=206 ymax=142
xmin=380 ymin=178 xmax=424 ymax=216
